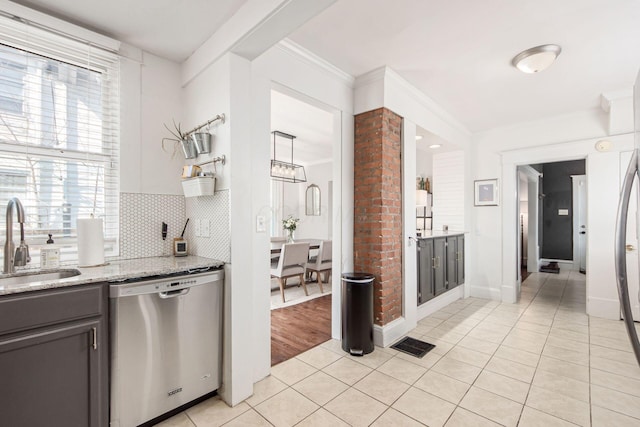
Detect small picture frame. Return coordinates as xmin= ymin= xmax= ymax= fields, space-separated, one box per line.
xmin=474 ymin=179 xmax=499 ymax=206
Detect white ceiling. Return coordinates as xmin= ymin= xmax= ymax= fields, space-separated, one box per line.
xmin=10 ymin=0 xmax=248 ymax=62
xmin=416 ymin=128 xmax=456 ymax=154
xmin=289 ymin=0 xmax=640 ymax=131
xmin=13 ymin=0 xmax=640 ymax=133
xmin=271 ymin=90 xmax=334 ymax=165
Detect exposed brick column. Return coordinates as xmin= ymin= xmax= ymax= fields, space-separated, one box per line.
xmin=353 ymin=107 xmax=403 ymax=326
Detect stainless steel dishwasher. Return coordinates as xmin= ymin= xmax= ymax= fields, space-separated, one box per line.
xmin=109 ymin=267 xmax=223 ymax=427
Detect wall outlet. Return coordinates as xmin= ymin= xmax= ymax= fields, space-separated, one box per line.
xmin=195 ymin=219 xmax=201 ymax=237
xmin=201 ymin=219 xmax=210 ymax=237
xmin=256 ymin=215 xmax=266 ymax=232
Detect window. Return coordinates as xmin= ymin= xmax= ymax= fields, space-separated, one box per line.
xmin=0 ymin=16 xmax=120 ymax=263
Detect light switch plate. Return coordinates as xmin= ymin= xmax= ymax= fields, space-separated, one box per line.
xmin=202 ymin=219 xmax=210 ymax=237
xmin=195 ymin=219 xmax=201 ymax=237
xmin=256 ymin=215 xmax=266 ymax=232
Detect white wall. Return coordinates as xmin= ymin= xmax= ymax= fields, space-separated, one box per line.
xmin=471 ymin=102 xmax=634 ymax=318
xmin=120 ymin=50 xmax=184 ymax=195
xmin=252 ymin=43 xmax=355 ymax=351
xmin=432 ymin=151 xmax=465 ymax=232
xmin=182 ymin=53 xmax=255 ymax=407
xmin=282 ymin=182 xmax=299 ymax=229
xmin=179 ymin=41 xmax=355 ymax=405
xmin=354 ymin=67 xmax=473 ymax=346
xmin=296 ymin=161 xmax=332 ymax=239
xmin=416 ymin=148 xmax=433 ymax=182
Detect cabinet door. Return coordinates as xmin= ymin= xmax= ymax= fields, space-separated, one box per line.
xmin=417 ymin=239 xmax=434 ymax=304
xmin=456 ymin=235 xmax=465 ymax=284
xmin=446 ymin=237 xmax=458 ymax=288
xmin=433 ymin=237 xmax=447 ymax=296
xmin=0 ymin=320 xmax=103 ymax=427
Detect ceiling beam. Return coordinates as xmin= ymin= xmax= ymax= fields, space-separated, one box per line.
xmin=181 ymin=0 xmax=337 ymax=86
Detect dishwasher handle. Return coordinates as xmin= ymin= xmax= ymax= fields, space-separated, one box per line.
xmin=158 ymin=288 xmax=190 ymax=299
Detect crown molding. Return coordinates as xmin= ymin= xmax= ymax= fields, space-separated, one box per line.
xmin=354 ymin=66 xmax=470 ymax=138
xmin=275 ymin=38 xmax=355 ymax=87
xmin=353 ymin=66 xmax=387 ymax=88
xmin=383 ymin=67 xmax=471 ymax=138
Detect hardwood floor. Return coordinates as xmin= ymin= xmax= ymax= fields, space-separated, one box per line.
xmin=271 ymin=294 xmax=332 ymax=366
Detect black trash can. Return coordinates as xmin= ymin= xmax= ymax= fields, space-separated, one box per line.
xmin=341 ymin=272 xmax=375 ymax=356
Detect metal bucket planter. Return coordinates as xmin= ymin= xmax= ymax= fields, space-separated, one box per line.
xmin=181 ymin=138 xmax=197 ymax=159
xmin=191 ymin=132 xmax=211 ymax=154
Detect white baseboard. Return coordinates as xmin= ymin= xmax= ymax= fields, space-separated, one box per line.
xmin=588 ymin=296 xmax=620 ymax=320
xmin=416 ymin=286 xmax=464 ymax=321
xmin=373 ymin=286 xmax=464 ymax=347
xmin=502 ymin=283 xmax=519 ymax=304
xmin=373 ymin=317 xmax=408 ymax=348
xmin=468 ymin=284 xmax=501 ymax=301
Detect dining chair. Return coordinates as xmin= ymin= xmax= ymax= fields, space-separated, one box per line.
xmin=270 ymin=237 xmax=286 ymax=264
xmin=270 ymin=242 xmax=310 ymax=303
xmin=305 ymin=240 xmax=332 ymax=293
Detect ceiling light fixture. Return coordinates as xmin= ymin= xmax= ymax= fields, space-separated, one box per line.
xmin=595 ymin=140 xmax=612 ymax=152
xmin=416 ymin=135 xmax=423 ymax=141
xmin=512 ymin=44 xmax=561 ymax=73
xmin=429 ymin=144 xmax=441 ymax=149
xmin=270 ymin=130 xmax=307 ymax=183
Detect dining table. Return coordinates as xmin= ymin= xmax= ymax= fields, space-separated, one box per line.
xmin=270 ymin=238 xmax=322 ymax=255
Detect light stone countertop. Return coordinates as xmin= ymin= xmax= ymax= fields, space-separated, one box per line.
xmin=0 ymin=255 xmax=224 ymax=296
xmin=417 ymin=230 xmax=466 ymax=239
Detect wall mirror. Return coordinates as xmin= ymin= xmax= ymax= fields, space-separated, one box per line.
xmin=305 ymin=184 xmax=321 ymax=216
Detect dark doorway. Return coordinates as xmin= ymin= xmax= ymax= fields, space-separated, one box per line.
xmin=539 ymin=160 xmax=586 ymax=260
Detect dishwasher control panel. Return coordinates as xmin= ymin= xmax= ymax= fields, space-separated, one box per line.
xmin=109 ymin=270 xmax=224 ymax=298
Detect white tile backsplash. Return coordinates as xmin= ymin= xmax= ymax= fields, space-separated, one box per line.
xmin=118 ymin=192 xmax=185 ymax=259
xmin=185 ymin=190 xmax=230 ymax=262
xmin=118 ymin=191 xmax=230 ymax=261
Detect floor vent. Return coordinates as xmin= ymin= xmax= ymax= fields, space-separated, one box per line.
xmin=391 ymin=337 xmax=435 ymax=358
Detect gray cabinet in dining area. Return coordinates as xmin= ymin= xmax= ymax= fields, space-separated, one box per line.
xmin=417 ymin=234 xmax=464 ymax=305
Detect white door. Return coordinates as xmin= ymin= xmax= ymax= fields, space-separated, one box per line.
xmin=571 ymin=175 xmax=587 ymax=273
xmin=621 ymin=152 xmax=640 ymax=319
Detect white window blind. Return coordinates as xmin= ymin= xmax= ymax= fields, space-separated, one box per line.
xmin=0 ymin=13 xmax=120 ymax=263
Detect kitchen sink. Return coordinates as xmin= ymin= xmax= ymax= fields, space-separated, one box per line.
xmin=0 ymin=269 xmax=81 ymax=287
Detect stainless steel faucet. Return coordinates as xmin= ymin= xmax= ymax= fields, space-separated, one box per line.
xmin=3 ymin=197 xmax=30 ymax=274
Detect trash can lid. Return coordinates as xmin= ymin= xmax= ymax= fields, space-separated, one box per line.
xmin=341 ymin=272 xmax=375 ymax=282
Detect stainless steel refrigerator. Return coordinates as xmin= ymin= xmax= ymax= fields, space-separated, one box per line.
xmin=615 ymin=69 xmax=640 ymax=366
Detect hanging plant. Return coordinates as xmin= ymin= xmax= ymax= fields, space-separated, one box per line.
xmin=161 ymin=119 xmax=196 ymax=159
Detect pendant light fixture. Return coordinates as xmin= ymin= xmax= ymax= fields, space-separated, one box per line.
xmin=512 ymin=44 xmax=561 ymax=73
xmin=270 ymin=130 xmax=307 ymax=183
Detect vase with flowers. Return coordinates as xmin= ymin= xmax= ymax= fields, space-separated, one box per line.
xmin=282 ymin=215 xmax=299 ymax=243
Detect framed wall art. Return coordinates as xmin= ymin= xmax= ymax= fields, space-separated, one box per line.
xmin=474 ymin=179 xmax=499 ymax=206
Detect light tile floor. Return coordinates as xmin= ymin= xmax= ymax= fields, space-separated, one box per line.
xmin=158 ymin=270 xmax=640 ymax=426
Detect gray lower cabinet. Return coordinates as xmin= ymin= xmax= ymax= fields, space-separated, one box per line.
xmin=0 ymin=284 xmax=108 ymax=427
xmin=433 ymin=237 xmax=447 ymax=297
xmin=417 ymin=235 xmax=465 ymax=305
xmin=446 ymin=235 xmax=465 ymax=288
xmin=417 ymin=238 xmax=435 ymax=303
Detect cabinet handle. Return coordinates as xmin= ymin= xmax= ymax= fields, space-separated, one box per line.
xmin=92 ymin=327 xmax=97 ymax=350
xmin=432 ymin=257 xmax=436 ymax=269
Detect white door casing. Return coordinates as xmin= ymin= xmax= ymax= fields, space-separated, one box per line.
xmin=571 ymin=175 xmax=587 ymax=273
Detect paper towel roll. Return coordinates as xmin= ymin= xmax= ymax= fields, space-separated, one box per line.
xmin=77 ymin=217 xmax=105 ymax=267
